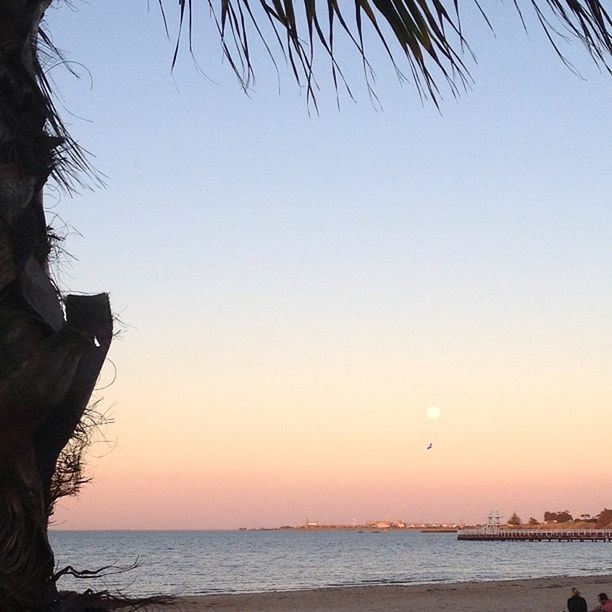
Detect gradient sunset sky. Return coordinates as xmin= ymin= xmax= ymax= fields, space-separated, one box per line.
xmin=47 ymin=2 xmax=611 ymax=529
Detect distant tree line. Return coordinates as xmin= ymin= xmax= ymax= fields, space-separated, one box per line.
xmin=543 ymin=510 xmax=574 ymax=523
xmin=544 ymin=509 xmax=612 ymax=526
xmin=504 ymin=509 xmax=612 ymax=527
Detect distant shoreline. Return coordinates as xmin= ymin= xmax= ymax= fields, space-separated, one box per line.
xmin=50 ymin=522 xmax=601 ymax=532
xmin=49 ymin=526 xmax=467 ymax=532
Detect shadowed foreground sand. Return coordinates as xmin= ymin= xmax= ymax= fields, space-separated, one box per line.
xmin=147 ymin=574 xmax=612 ymax=611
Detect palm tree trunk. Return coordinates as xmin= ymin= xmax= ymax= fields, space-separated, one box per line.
xmin=0 ymin=3 xmax=112 ymax=609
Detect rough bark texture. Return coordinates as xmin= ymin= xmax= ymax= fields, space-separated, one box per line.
xmin=0 ymin=2 xmax=113 ymax=610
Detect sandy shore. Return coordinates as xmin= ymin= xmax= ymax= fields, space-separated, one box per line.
xmin=146 ymin=574 xmax=612 ymax=611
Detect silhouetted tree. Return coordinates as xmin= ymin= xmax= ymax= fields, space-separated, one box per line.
xmin=507 ymin=512 xmax=522 ymax=526
xmin=544 ymin=510 xmax=573 ymax=523
xmin=1 ymin=1 xmax=610 ymax=610
xmin=596 ymin=508 xmax=612 ymax=528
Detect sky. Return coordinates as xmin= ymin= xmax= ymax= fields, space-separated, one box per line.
xmin=46 ymin=1 xmax=612 ymax=529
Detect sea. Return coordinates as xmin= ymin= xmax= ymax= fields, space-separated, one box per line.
xmin=49 ymin=530 xmax=612 ymax=597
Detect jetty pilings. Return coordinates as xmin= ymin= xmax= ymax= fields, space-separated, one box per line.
xmin=457 ymin=529 xmax=612 ymax=542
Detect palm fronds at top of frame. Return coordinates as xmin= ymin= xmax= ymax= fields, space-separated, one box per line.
xmin=161 ymin=0 xmax=612 ymax=106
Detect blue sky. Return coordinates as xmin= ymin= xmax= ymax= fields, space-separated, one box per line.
xmin=48 ymin=1 xmax=612 ymax=349
xmin=47 ymin=2 xmax=612 ymax=528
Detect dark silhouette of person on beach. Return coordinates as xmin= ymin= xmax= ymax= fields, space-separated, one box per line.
xmin=590 ymin=592 xmax=612 ymax=612
xmin=567 ymin=587 xmax=587 ymax=612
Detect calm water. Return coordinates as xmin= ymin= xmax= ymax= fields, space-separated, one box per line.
xmin=50 ymin=530 xmax=612 ymax=597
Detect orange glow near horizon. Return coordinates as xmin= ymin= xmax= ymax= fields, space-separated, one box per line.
xmin=52 ymin=337 xmax=612 ymax=530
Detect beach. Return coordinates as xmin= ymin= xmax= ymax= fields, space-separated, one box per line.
xmin=148 ymin=574 xmax=612 ymax=611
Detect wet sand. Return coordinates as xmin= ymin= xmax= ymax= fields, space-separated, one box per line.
xmin=147 ymin=573 xmax=612 ymax=611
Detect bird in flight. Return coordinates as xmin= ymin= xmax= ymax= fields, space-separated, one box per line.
xmin=426 ymin=443 xmax=433 ymax=450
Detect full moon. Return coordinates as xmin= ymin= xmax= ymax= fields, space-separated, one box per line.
xmin=426 ymin=405 xmax=441 ymax=420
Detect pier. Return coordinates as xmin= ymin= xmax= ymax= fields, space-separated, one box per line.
xmin=457 ymin=528 xmax=612 ymax=542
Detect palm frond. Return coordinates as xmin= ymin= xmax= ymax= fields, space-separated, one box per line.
xmin=36 ymin=28 xmax=103 ymax=191
xmin=528 ymin=0 xmax=612 ymax=71
xmin=163 ymin=0 xmax=611 ymax=104
xmin=32 ymin=1 xmax=612 ymax=188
